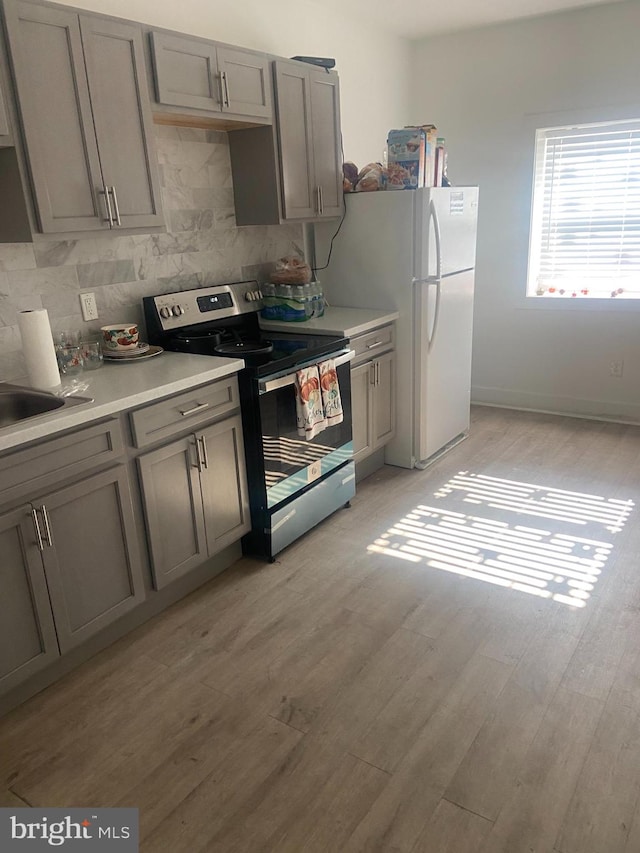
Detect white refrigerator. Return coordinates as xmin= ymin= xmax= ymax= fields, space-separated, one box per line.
xmin=316 ymin=186 xmax=479 ymax=469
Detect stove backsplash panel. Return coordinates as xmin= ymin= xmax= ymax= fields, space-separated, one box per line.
xmin=0 ymin=126 xmax=303 ymax=382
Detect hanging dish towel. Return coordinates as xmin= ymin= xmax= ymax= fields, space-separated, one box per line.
xmin=295 ymin=365 xmax=327 ymax=440
xmin=319 ymin=358 xmax=343 ymax=427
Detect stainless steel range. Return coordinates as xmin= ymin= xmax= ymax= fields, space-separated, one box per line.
xmin=143 ymin=281 xmax=355 ymax=561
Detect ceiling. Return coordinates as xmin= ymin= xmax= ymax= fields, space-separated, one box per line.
xmin=312 ymin=0 xmax=626 ymax=39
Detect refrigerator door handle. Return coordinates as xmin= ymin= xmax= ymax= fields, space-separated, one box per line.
xmin=430 ymin=198 xmax=442 ymax=282
xmin=427 ymin=280 xmax=441 ymax=353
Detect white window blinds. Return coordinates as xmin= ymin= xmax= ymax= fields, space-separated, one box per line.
xmin=528 ymin=119 xmax=640 ymax=299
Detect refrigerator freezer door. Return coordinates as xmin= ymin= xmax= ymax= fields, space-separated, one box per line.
xmin=414 ymin=269 xmax=474 ymax=464
xmin=414 ymin=187 xmax=479 ymax=281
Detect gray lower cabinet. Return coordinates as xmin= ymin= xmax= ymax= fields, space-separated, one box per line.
xmin=0 ymin=63 xmax=11 ymax=144
xmin=228 ymin=59 xmax=342 ymax=225
xmin=0 ymin=504 xmax=59 ymax=693
xmin=138 ymin=413 xmax=250 ymax=589
xmin=150 ymin=31 xmax=271 ymax=121
xmin=350 ymin=327 xmax=396 ymax=464
xmin=34 ymin=466 xmax=145 ymax=653
xmin=3 ymin=0 xmax=163 ymax=232
xmin=351 ymin=361 xmax=375 ymax=463
xmin=0 ymin=463 xmax=144 ymax=692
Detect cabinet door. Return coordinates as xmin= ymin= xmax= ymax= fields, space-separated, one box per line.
xmin=199 ymin=415 xmax=250 ymax=554
xmin=138 ymin=434 xmax=207 ymax=589
xmin=80 ymin=16 xmax=164 ymax=229
xmin=350 ymin=361 xmax=374 ymax=464
xmin=3 ymin=0 xmax=106 ymax=232
xmin=150 ymin=31 xmax=220 ymax=113
xmin=373 ymin=351 xmax=396 ymax=450
xmin=37 ymin=467 xmax=145 ymax=653
xmin=309 ymin=69 xmax=343 ymax=218
xmin=0 ymin=63 xmax=12 ymax=145
xmin=0 ymin=505 xmax=59 ymax=693
xmin=273 ymin=60 xmax=316 ymax=220
xmin=217 ymin=46 xmax=271 ymax=119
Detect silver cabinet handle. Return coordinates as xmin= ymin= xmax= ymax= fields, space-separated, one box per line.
xmin=31 ymin=507 xmax=44 ymax=551
xmin=376 ymin=361 xmax=380 ymax=385
xmin=109 ymin=186 xmax=121 ymax=226
xmin=180 ymin=402 xmax=210 ymax=417
xmin=199 ymin=435 xmax=209 ymax=470
xmin=100 ymin=185 xmax=114 ymax=225
xmin=369 ymin=363 xmax=376 ymax=386
xmin=319 ymin=185 xmax=324 ymax=215
xmin=366 ymin=340 xmax=383 ymax=350
xmin=40 ymin=505 xmax=53 ymax=548
xmin=221 ymin=70 xmax=230 ymax=107
xmin=193 ymin=436 xmax=203 ymax=471
xmin=315 ymin=186 xmax=321 ymax=215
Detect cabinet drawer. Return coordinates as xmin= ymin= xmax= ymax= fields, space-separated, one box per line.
xmin=0 ymin=420 xmax=123 ymax=508
xmin=130 ymin=376 xmax=239 ymax=448
xmin=351 ymin=324 xmax=395 ymax=363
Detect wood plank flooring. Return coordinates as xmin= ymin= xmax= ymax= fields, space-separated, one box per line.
xmin=3 ymin=405 xmax=640 ymax=852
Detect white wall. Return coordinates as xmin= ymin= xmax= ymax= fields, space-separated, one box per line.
xmin=412 ymin=1 xmax=640 ymax=421
xmin=52 ymin=0 xmax=409 ymax=167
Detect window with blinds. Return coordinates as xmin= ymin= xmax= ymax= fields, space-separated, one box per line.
xmin=527 ymin=118 xmax=640 ymax=299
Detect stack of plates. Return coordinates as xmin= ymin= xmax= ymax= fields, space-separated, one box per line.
xmin=102 ymin=342 xmax=163 ymax=361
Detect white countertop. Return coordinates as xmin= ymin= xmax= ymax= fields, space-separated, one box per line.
xmin=259 ymin=306 xmax=398 ymax=338
xmin=0 ymin=352 xmax=244 ymax=453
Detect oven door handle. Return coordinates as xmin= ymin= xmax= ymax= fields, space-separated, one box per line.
xmin=258 ymin=349 xmax=355 ymax=394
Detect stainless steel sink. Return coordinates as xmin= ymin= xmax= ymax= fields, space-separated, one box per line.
xmin=0 ymin=383 xmax=93 ymax=428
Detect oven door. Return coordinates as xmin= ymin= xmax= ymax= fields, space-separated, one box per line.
xmin=257 ymin=349 xmax=354 ymax=508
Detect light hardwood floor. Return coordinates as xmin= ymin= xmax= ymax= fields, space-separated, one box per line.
xmin=3 ymin=405 xmax=640 ymax=852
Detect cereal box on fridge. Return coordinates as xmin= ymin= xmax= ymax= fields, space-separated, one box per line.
xmin=386 ymin=129 xmax=426 ymax=190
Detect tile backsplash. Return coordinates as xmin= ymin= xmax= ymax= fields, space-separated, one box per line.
xmin=0 ymin=125 xmax=302 ymax=382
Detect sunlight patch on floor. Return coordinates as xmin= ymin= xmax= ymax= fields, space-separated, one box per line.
xmin=368 ymin=472 xmax=634 ymax=608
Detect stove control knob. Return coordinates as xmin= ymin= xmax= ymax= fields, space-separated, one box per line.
xmin=245 ymin=291 xmax=255 ymax=302
xmin=159 ymin=306 xmax=171 ymax=319
xmin=256 ymin=290 xmax=263 ymax=300
xmin=172 ymin=305 xmax=184 ymax=316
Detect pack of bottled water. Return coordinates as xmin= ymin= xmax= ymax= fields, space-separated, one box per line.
xmin=261 ymin=281 xmax=325 ymax=322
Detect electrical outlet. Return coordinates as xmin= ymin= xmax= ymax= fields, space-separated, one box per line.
xmin=609 ymin=360 xmax=624 ymax=378
xmin=80 ymin=292 xmax=98 ymax=322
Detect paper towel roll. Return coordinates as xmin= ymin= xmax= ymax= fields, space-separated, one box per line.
xmin=18 ymin=309 xmax=61 ymax=390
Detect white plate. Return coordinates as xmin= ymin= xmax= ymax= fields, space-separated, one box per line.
xmin=103 ymin=345 xmax=163 ymax=362
xmin=102 ymin=342 xmax=150 ymax=358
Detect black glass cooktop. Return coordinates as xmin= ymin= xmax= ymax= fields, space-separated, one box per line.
xmin=236 ymin=331 xmax=349 ymax=377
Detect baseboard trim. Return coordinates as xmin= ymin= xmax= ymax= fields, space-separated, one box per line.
xmin=471 ymin=386 xmax=640 ymax=425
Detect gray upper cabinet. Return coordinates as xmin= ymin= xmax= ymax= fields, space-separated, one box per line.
xmin=150 ymin=31 xmax=271 ymax=121
xmin=79 ymin=15 xmax=164 ymax=230
xmin=307 ymin=68 xmax=342 ymax=218
xmin=273 ymin=61 xmax=315 ymax=220
xmin=229 ymin=59 xmax=342 ymax=225
xmin=3 ymin=0 xmax=163 ymax=233
xmin=274 ymin=60 xmax=342 ymax=220
xmin=217 ymin=46 xmax=271 ymax=120
xmin=0 ymin=504 xmax=60 ymax=693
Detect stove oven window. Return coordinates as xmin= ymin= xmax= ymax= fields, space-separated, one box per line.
xmin=258 ymin=361 xmax=353 ymax=508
